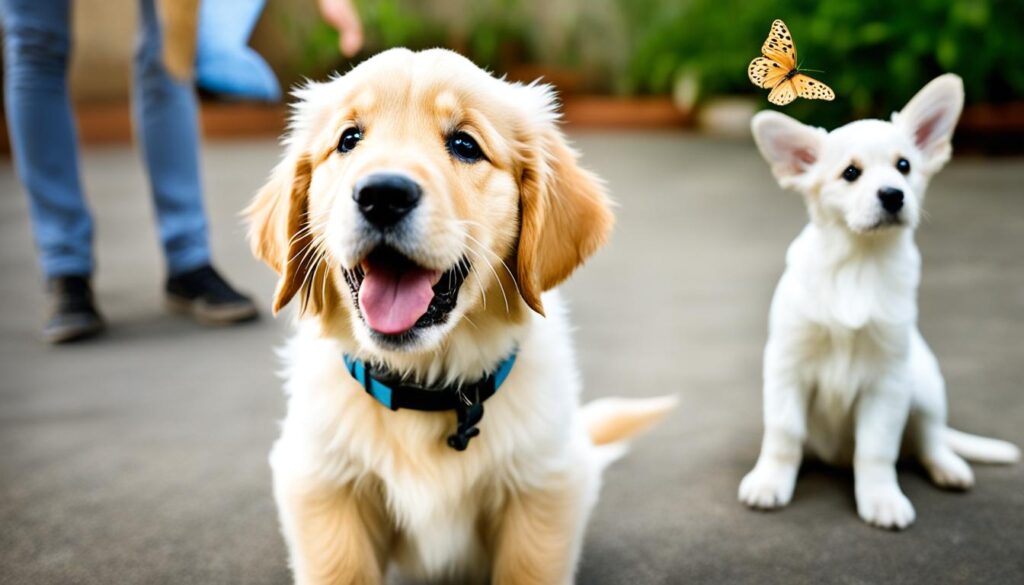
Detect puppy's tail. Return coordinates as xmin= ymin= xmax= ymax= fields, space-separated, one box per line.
xmin=582 ymin=395 xmax=677 ymax=467
xmin=945 ymin=427 xmax=1020 ymax=464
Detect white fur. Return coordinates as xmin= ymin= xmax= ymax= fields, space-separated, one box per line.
xmin=740 ymin=74 xmax=1019 ymax=530
xmin=272 ymin=291 xmax=603 ymax=581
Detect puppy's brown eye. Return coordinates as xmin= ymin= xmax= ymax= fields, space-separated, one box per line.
xmin=447 ymin=132 xmax=484 ymax=163
xmin=896 ymin=158 xmax=911 ymax=174
xmin=842 ymin=165 xmax=861 ymax=182
xmin=338 ymin=127 xmax=363 ymax=154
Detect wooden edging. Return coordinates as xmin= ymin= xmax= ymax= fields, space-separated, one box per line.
xmin=0 ymin=96 xmax=689 ymax=153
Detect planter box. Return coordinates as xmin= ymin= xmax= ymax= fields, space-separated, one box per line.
xmin=1 ymin=96 xmax=692 ymax=154
xmin=562 ymin=96 xmax=691 ymax=129
xmin=958 ymin=102 xmax=1024 ymax=155
xmin=0 ymin=101 xmax=289 ymax=154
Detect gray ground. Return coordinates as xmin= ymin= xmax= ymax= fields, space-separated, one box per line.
xmin=1 ymin=132 xmax=1022 ymax=585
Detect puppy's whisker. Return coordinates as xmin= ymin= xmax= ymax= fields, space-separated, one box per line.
xmin=298 ymin=241 xmax=329 ymax=313
xmin=311 ymin=249 xmax=330 ymax=309
xmin=285 ymin=220 xmax=317 ymax=246
xmin=466 ymin=238 xmax=511 ymax=314
xmin=292 ymin=231 xmax=330 ymax=270
xmin=455 ymin=224 xmax=512 ymax=297
xmin=286 ymin=239 xmax=313 ymax=265
xmin=454 ymin=254 xmax=486 ymax=311
xmin=299 ymin=256 xmax=315 ymax=313
xmin=459 ymin=243 xmax=499 ymax=311
xmin=285 ymin=213 xmax=329 ymax=248
xmin=286 ymin=227 xmax=327 ymax=266
xmin=459 ymin=227 xmax=522 ymax=300
xmin=461 ymin=313 xmax=480 ymax=331
xmin=319 ymin=253 xmax=330 ymax=310
xmin=463 ymin=241 xmax=509 ymax=314
xmin=306 ymin=249 xmax=322 ymax=310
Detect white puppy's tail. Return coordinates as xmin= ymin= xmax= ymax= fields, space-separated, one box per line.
xmin=582 ymin=395 xmax=677 ymax=468
xmin=945 ymin=427 xmax=1021 ymax=464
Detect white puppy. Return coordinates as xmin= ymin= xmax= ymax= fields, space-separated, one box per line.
xmin=739 ymin=74 xmax=1020 ymax=530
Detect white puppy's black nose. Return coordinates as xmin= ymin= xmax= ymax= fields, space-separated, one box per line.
xmin=353 ymin=173 xmax=422 ymax=228
xmin=878 ymin=187 xmax=904 ymax=214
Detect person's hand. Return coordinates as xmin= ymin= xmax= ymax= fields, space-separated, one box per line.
xmin=318 ymin=0 xmax=364 ymax=57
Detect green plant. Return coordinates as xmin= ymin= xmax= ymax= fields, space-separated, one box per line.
xmin=460 ymin=0 xmax=535 ymax=71
xmin=355 ymin=0 xmax=446 ymax=51
xmin=277 ymin=1 xmax=629 ymax=90
xmin=625 ymin=0 xmax=1024 ymax=127
xmin=283 ymin=0 xmax=535 ymax=77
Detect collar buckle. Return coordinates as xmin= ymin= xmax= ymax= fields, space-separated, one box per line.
xmin=447 ymin=383 xmax=488 ymax=451
xmin=343 ymin=350 xmax=517 ymax=452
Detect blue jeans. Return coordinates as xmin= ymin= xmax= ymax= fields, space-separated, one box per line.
xmin=2 ymin=0 xmax=210 ymax=278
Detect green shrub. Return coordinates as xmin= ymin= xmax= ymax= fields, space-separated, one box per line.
xmin=284 ymin=1 xmax=623 ymax=90
xmin=290 ymin=0 xmax=535 ymax=76
xmin=624 ymin=0 xmax=1024 ymax=127
xmin=280 ymin=0 xmax=1024 ymax=126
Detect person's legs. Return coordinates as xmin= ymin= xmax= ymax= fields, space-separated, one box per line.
xmin=132 ymin=0 xmax=211 ymax=275
xmin=133 ymin=0 xmax=257 ymax=324
xmin=3 ymin=0 xmax=104 ymax=342
xmin=1 ymin=0 xmax=93 ymax=277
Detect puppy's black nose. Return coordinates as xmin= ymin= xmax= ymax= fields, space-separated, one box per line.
xmin=353 ymin=173 xmax=422 ymax=228
xmin=878 ymin=187 xmax=904 ymax=214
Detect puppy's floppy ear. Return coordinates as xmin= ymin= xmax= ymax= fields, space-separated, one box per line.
xmin=751 ymin=110 xmax=826 ymax=190
xmin=245 ymin=153 xmax=316 ymax=315
xmin=892 ymin=73 xmax=964 ymax=174
xmin=516 ymin=114 xmax=613 ymax=316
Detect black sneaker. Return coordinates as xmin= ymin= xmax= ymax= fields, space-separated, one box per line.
xmin=165 ymin=264 xmax=258 ymax=325
xmin=44 ymin=275 xmax=106 ymax=344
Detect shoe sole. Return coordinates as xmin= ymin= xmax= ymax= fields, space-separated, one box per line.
xmin=166 ymin=295 xmax=259 ymax=326
xmin=44 ymin=320 xmax=106 ymax=344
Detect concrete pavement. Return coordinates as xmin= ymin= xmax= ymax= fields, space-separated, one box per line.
xmin=1 ymin=133 xmax=1022 ymax=584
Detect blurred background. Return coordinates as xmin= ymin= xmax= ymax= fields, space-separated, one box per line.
xmin=2 ymin=0 xmax=1022 ymax=151
xmin=2 ymin=1 xmax=1023 ymax=584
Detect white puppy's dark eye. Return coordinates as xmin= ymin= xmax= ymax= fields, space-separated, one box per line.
xmin=841 ymin=164 xmax=862 ymax=182
xmin=338 ymin=127 xmax=363 ymax=154
xmin=896 ymin=158 xmax=911 ymax=174
xmin=447 ymin=132 xmax=484 ymax=163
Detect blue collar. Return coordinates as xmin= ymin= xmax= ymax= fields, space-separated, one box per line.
xmin=342 ymin=350 xmax=517 ymax=451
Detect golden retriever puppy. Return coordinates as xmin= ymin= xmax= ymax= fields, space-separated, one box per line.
xmin=246 ymin=48 xmax=674 ymax=585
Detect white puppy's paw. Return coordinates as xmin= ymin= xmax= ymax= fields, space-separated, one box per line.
xmin=739 ymin=464 xmax=797 ymax=509
xmin=856 ymin=485 xmax=916 ymax=530
xmin=923 ymin=450 xmax=974 ymax=490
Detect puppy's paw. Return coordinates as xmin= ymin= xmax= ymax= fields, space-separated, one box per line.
xmin=856 ymin=485 xmax=916 ymax=530
xmin=923 ymin=450 xmax=974 ymax=491
xmin=739 ymin=464 xmax=796 ymax=509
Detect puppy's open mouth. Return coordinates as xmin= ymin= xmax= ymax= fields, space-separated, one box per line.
xmin=343 ymin=247 xmax=469 ymax=338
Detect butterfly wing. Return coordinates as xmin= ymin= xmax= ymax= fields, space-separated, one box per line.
xmin=767 ymin=79 xmax=798 ymax=106
xmin=792 ymin=74 xmax=835 ymax=101
xmin=761 ymin=19 xmax=797 ymax=71
xmin=751 ymin=19 xmax=829 ymax=106
xmin=748 ymin=56 xmax=790 ymax=89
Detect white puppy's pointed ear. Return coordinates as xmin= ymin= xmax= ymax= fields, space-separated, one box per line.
xmin=751 ymin=110 xmax=826 ymax=190
xmin=892 ymin=74 xmax=964 ymax=174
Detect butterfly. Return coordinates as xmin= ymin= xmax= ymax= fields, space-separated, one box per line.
xmin=748 ymin=19 xmax=835 ymax=106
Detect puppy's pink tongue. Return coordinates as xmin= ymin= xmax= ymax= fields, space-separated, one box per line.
xmin=358 ymin=265 xmax=438 ymax=335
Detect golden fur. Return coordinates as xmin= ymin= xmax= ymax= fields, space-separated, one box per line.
xmin=247 ymin=48 xmax=672 ymax=584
